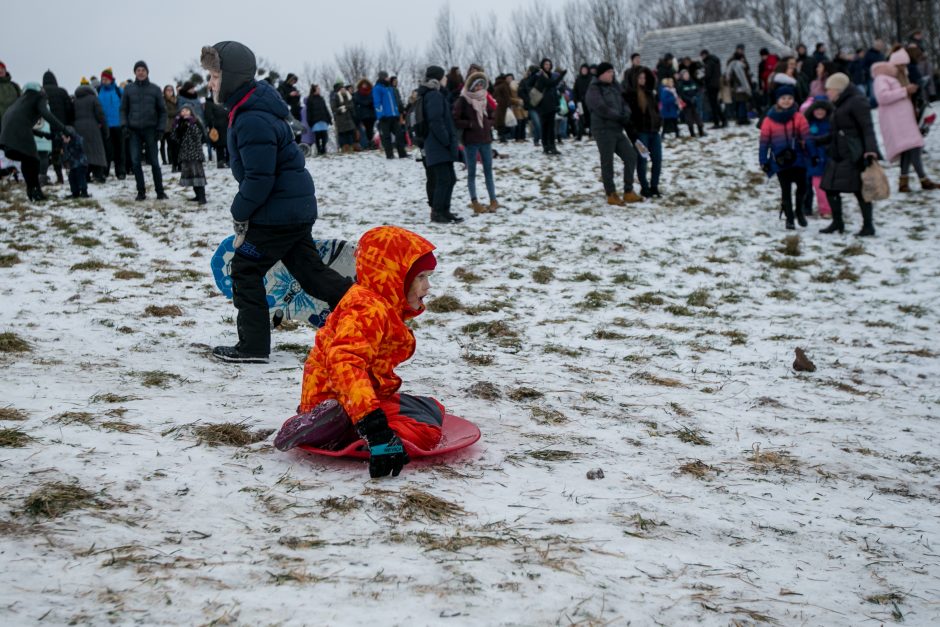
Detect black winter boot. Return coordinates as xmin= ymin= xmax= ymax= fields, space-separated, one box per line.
xmin=820 ymin=197 xmax=844 ymax=234
xmin=194 ymin=186 xmax=207 ymax=205
xmin=857 ymin=202 xmax=875 ymax=237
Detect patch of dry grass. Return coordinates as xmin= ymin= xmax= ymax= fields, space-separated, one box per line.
xmin=508 ymin=386 xmax=544 ymax=401
xmin=678 ymin=459 xmax=719 ymax=479
xmin=24 ymin=481 xmax=110 ymax=517
xmin=0 ymin=253 xmax=21 ymax=267
xmin=527 ymin=449 xmax=579 ymax=462
xmin=532 ymin=266 xmax=555 ymax=284
xmin=426 ymin=295 xmax=463 ymax=313
xmin=467 ymin=381 xmax=501 ymax=400
xmin=0 ymin=427 xmax=34 ymax=447
xmin=0 ymin=332 xmax=31 ymax=353
xmin=634 ymin=371 xmax=685 ymax=387
xmin=747 ymin=445 xmax=800 ymax=474
xmin=144 ymin=305 xmax=183 ymax=317
xmin=50 ymin=411 xmax=96 ymax=426
xmin=453 ymin=267 xmax=483 ymax=283
xmin=674 ymin=426 xmax=711 ymax=446
xmin=0 ymin=407 xmax=28 ymax=421
xmin=193 ymin=423 xmax=273 ymax=447
xmin=114 ymin=270 xmax=145 ymax=280
xmin=530 ymin=406 xmax=568 ymax=425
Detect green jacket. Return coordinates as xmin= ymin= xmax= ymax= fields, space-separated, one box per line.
xmin=0 ymin=75 xmax=22 ymax=132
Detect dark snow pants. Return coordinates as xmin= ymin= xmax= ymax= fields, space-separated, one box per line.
xmin=231 ymin=223 xmax=352 ymax=356
xmin=595 ymin=128 xmax=637 ymax=195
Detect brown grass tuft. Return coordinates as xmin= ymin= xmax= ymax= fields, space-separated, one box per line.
xmin=426 ymin=295 xmax=463 ymax=313
xmin=0 ymin=427 xmax=34 ymax=447
xmin=144 ymin=305 xmax=183 ymax=317
xmin=193 ymin=423 xmax=273 ymax=446
xmin=0 ymin=407 xmax=29 ymax=421
xmin=24 ymin=481 xmax=110 ymax=517
xmin=0 ymin=332 xmax=31 ymax=353
xmin=678 ymin=459 xmax=719 ymax=479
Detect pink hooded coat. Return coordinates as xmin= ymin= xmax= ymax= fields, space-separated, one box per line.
xmin=871 ymin=49 xmax=924 ymax=162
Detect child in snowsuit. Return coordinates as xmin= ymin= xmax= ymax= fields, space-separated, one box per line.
xmin=804 ymin=96 xmax=833 ymax=218
xmin=173 ymin=104 xmax=207 ymax=204
xmin=659 ymin=77 xmax=681 ymax=138
xmin=759 ymin=85 xmax=810 ymax=230
xmin=62 ymin=126 xmax=89 ymax=198
xmin=676 ymin=69 xmax=705 ymax=137
xmin=275 ymin=226 xmax=445 ymax=478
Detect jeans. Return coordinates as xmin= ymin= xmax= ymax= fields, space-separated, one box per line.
xmin=528 ymin=109 xmax=541 ymax=144
xmin=231 ymin=223 xmax=352 ymax=355
xmin=635 ymin=131 xmax=662 ymax=192
xmin=129 ymin=127 xmax=164 ymax=195
xmin=463 ymin=143 xmax=496 ymax=202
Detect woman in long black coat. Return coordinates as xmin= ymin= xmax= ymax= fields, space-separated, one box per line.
xmin=819 ymin=73 xmax=881 ymax=236
xmin=0 ymin=82 xmax=68 ymax=200
xmin=73 ymin=85 xmax=109 ymax=181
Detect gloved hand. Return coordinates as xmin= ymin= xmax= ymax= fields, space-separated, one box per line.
xmin=233 ymin=220 xmax=249 ymax=248
xmin=356 ymin=409 xmax=409 ymax=478
xmin=761 ymin=161 xmax=772 ymax=175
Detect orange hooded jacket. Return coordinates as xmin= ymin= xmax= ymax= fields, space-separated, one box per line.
xmin=299 ymin=226 xmax=435 ymax=423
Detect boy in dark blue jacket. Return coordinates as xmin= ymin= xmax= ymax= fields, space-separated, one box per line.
xmin=201 ymin=41 xmax=351 ymax=363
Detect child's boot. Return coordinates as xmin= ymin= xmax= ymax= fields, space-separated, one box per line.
xmin=898 ymin=175 xmax=910 ymax=192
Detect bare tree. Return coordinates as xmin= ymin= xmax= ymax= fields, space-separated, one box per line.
xmin=429 ymin=3 xmax=461 ymax=67
xmin=335 ymin=44 xmax=372 ymax=84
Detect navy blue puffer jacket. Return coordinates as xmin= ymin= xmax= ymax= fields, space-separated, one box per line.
xmin=226 ymin=79 xmax=317 ymax=225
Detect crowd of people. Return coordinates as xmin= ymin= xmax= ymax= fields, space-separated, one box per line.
xmin=0 ymin=27 xmax=937 ymax=223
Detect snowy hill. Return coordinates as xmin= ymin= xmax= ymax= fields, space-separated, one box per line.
xmin=1 ymin=125 xmax=939 ymax=626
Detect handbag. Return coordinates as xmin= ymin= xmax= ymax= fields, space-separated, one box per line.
xmin=529 ymin=86 xmax=544 ymax=107
xmin=504 ymin=107 xmax=517 ymax=128
xmin=208 ymin=128 xmax=220 ymax=143
xmin=861 ymin=159 xmax=890 ymax=202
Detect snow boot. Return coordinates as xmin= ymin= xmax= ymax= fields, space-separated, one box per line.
xmin=470 ymin=199 xmax=488 ymax=214
xmin=274 ymin=399 xmax=356 ymax=451
xmin=194 ymin=186 xmax=207 ymax=205
xmin=856 ymin=203 xmax=875 ymax=237
xmin=606 ymin=193 xmax=625 ymax=206
xmin=211 ymin=345 xmax=269 ymax=363
xmin=920 ymin=177 xmax=938 ymax=190
xmin=898 ymin=175 xmax=910 ymax=193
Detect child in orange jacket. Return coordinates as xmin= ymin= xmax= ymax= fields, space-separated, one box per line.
xmin=275 ymin=225 xmax=444 ymax=478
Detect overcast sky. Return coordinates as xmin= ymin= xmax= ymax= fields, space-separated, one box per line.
xmin=4 ymin=0 xmax=567 ymax=90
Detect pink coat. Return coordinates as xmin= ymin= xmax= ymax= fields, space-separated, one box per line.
xmin=872 ymin=61 xmax=923 ymax=162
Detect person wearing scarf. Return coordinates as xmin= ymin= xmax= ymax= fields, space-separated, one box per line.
xmin=454 ymin=72 xmax=498 ymax=213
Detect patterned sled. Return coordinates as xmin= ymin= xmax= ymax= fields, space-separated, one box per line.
xmin=298 ymin=414 xmax=481 ymax=459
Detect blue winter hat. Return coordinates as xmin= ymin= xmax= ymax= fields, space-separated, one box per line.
xmin=774 ymin=84 xmax=796 ymax=100
xmin=23 ymin=82 xmax=41 ymax=93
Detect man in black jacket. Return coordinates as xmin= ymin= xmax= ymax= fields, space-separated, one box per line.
xmin=700 ymin=49 xmax=726 ymax=128
xmin=573 ymin=64 xmax=593 ymax=140
xmin=121 ymin=61 xmax=167 ymax=200
xmin=585 ymin=62 xmax=641 ymax=206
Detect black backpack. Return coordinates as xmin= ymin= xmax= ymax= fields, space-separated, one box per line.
xmin=413 ymin=91 xmax=429 ymax=148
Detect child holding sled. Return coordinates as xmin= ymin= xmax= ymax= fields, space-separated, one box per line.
xmin=275 ymin=225 xmax=444 ymax=478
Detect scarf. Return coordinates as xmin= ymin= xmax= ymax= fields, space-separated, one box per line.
xmin=461 ymin=75 xmax=488 ymax=127
xmin=422 ymin=78 xmax=441 ymax=91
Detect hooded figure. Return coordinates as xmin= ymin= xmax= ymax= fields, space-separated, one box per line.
xmin=0 ymin=83 xmax=69 ymax=199
xmin=296 ymin=226 xmax=445 ymax=474
xmin=201 ymin=41 xmax=351 ymax=362
xmin=42 ymin=70 xmax=73 ymax=126
xmin=73 ymin=85 xmax=109 ymax=168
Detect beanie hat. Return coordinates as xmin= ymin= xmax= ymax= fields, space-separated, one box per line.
xmin=404 ymin=252 xmax=437 ymax=297
xmin=596 ymin=62 xmax=614 ymax=77
xmin=825 ymin=73 xmax=850 ymax=92
xmin=23 ymin=82 xmax=41 ymax=93
xmin=133 ymin=60 xmax=149 ymax=73
xmin=101 ymin=67 xmax=114 ymax=81
xmin=774 ymin=84 xmax=795 ymax=100
xmin=377 ymin=70 xmax=389 ymax=81
xmin=80 ymin=77 xmax=90 ymax=86
xmin=425 ymin=65 xmax=445 ymax=81
xmin=0 ymin=61 xmax=6 ymax=71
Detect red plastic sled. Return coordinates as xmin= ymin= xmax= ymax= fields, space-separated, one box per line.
xmin=298 ymin=414 xmax=480 ymax=459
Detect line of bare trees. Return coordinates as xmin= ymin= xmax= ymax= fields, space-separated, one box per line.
xmin=178 ymin=0 xmax=937 ymax=98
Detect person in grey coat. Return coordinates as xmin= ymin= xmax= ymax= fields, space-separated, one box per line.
xmin=0 ymin=82 xmax=70 ymax=201
xmin=585 ymin=63 xmax=642 ymax=205
xmin=121 ymin=60 xmax=167 ymax=200
xmin=73 ymin=85 xmax=109 ymax=182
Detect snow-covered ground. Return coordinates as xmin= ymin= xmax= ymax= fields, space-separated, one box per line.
xmin=1 ymin=122 xmax=939 ymax=626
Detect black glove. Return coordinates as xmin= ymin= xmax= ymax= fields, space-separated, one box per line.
xmin=761 ymin=161 xmax=772 ymax=175
xmin=356 ymin=409 xmax=409 ymax=478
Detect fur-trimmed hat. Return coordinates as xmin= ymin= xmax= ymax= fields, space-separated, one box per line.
xmin=201 ymin=41 xmax=257 ymax=104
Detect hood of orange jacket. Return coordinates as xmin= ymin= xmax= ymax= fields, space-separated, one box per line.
xmin=355 ymin=225 xmax=435 ymax=319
